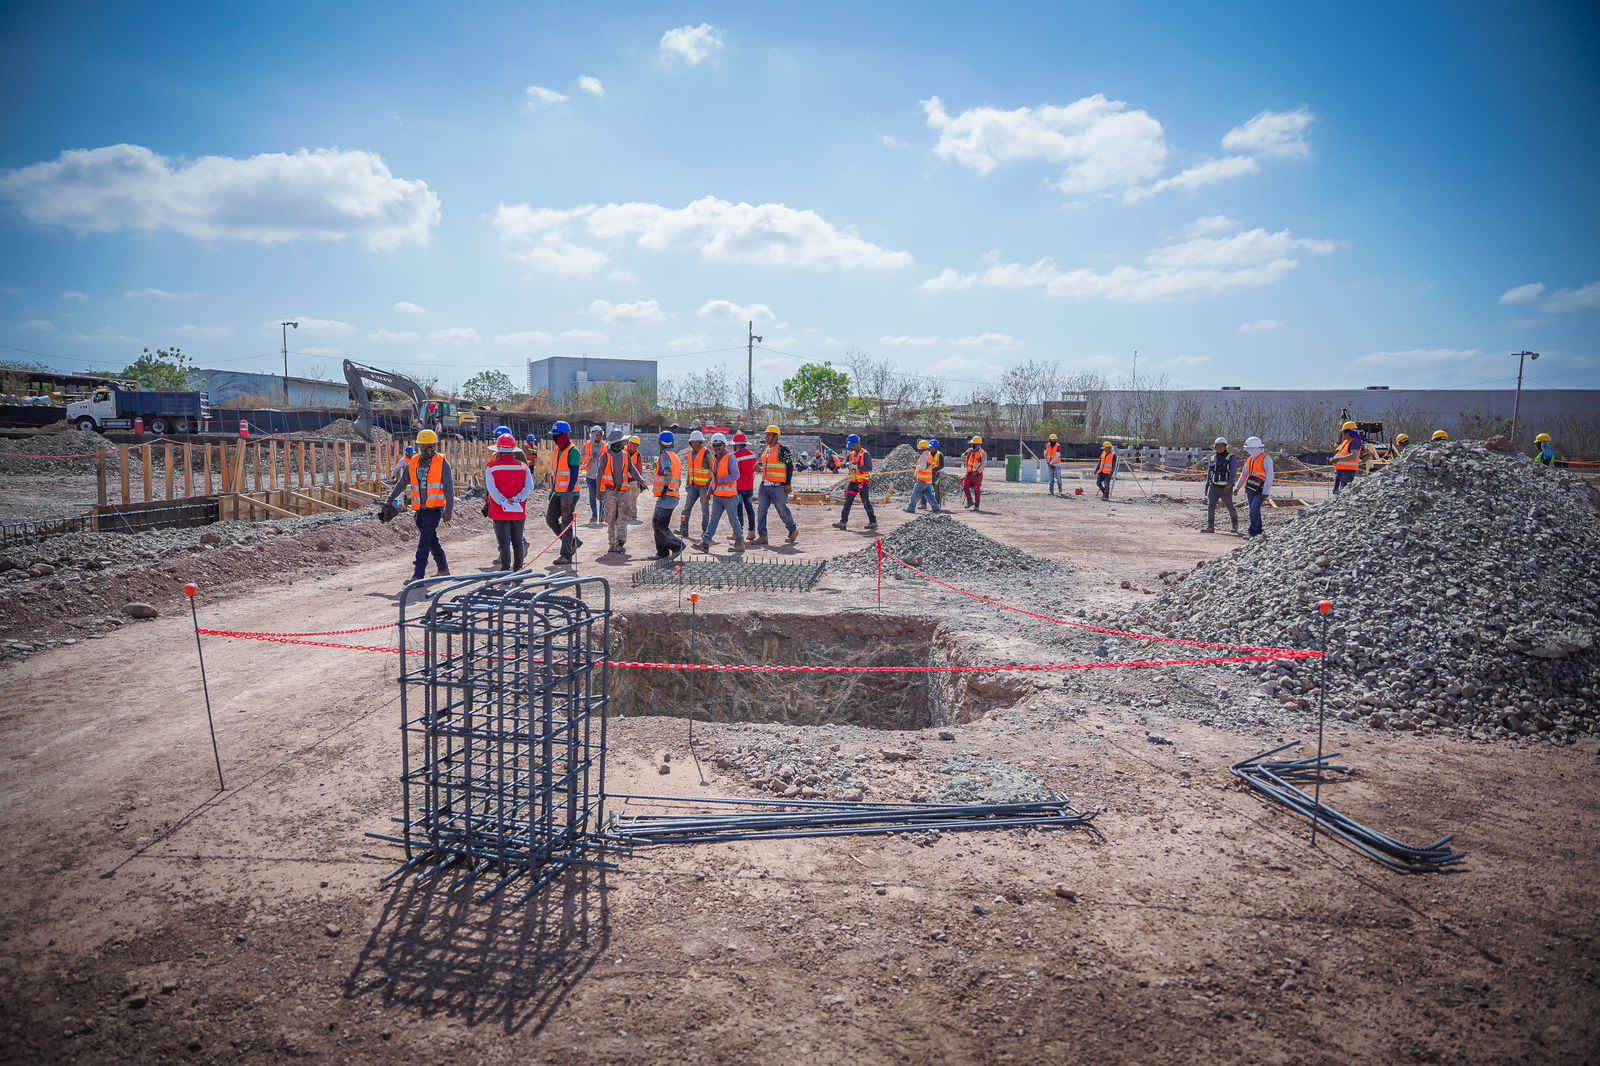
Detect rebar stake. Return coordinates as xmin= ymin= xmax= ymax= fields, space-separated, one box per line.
xmin=1312 ymin=600 xmax=1332 ymax=847
xmin=184 ymin=583 xmax=225 ymax=791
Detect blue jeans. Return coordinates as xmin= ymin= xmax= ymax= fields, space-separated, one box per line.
xmin=906 ymin=483 xmax=940 ymax=513
xmin=757 ymin=483 xmax=797 ymax=536
xmin=411 ymin=507 xmax=448 ymax=580
xmin=1047 ymin=464 xmax=1063 ymax=494
xmin=1247 ymin=490 xmax=1265 ymax=537
xmin=586 ymin=477 xmax=600 ymax=519
xmin=738 ymin=488 xmax=756 ymax=528
xmin=677 ymin=482 xmax=712 ymax=536
xmin=703 ymin=495 xmax=744 ymax=543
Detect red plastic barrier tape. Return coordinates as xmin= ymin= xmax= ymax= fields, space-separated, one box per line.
xmin=224 ymin=622 xmax=399 ymax=638
xmin=0 ymin=450 xmax=101 ymax=459
xmin=877 ymin=544 xmax=1320 ymax=660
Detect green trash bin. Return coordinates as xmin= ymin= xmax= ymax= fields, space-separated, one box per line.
xmin=1005 ymin=453 xmax=1021 ymax=482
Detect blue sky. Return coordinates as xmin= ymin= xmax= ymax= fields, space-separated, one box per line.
xmin=1 ymin=1 xmax=1597 ymax=398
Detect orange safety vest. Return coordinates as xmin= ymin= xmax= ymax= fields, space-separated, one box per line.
xmin=654 ymin=450 xmax=682 ymax=499
xmin=1044 ymin=443 xmax=1061 ymax=464
xmin=582 ymin=439 xmax=596 ymax=467
xmin=552 ymin=443 xmax=576 ymax=493
xmin=761 ymin=444 xmax=789 ymax=484
xmin=965 ymin=448 xmax=985 ymax=473
xmin=624 ymin=444 xmax=643 ymax=485
xmin=1246 ymin=451 xmax=1269 ymax=488
xmin=712 ymin=451 xmax=738 ymax=498
xmin=1333 ymin=436 xmax=1361 ymax=471
xmin=599 ymin=450 xmax=620 ymax=492
xmin=407 ymin=453 xmax=447 ymax=511
xmin=915 ymin=453 xmax=935 ymax=483
xmin=687 ymin=446 xmax=712 ymax=486
xmin=848 ymin=446 xmax=871 ymax=484
xmin=1098 ymin=450 xmax=1116 ymax=475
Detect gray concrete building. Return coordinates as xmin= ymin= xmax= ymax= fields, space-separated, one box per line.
xmin=527 ymin=356 xmax=657 ymax=403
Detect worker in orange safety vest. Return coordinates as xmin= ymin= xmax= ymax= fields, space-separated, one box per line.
xmin=697 ymin=434 xmax=746 ymax=552
xmin=1096 ymin=441 xmax=1117 ymax=500
xmin=1331 ymin=421 xmax=1363 ymax=495
xmin=383 ymin=427 xmax=454 ymax=583
xmin=1043 ymin=433 xmax=1064 ymax=495
xmin=961 ymin=436 xmax=987 ymax=511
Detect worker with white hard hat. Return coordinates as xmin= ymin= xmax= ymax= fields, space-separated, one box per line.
xmin=583 ymin=425 xmax=606 ymax=525
xmin=1205 ymin=437 xmax=1239 ymax=535
xmin=754 ymin=424 xmax=799 ymax=545
xmin=676 ymin=428 xmax=714 ymax=541
xmin=697 ymin=433 xmax=746 ymax=552
xmin=598 ymin=428 xmax=634 ymax=557
xmin=1231 ymin=435 xmax=1274 ymax=539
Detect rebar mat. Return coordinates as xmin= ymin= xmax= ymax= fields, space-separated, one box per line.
xmin=631 ymin=558 xmax=826 ymax=592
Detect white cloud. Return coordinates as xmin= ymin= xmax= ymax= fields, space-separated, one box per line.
xmin=288 ymin=316 xmax=354 ymax=336
xmin=660 ymin=23 xmax=723 ymax=67
xmin=922 ymin=225 xmax=1338 ymax=303
xmin=1239 ymin=319 xmax=1281 ymax=333
xmin=1498 ymin=282 xmax=1544 ymax=305
xmin=921 ymin=94 xmax=1167 ymax=197
xmin=607 ymin=267 xmax=638 ymax=283
xmin=1222 ymin=107 xmax=1316 ymax=158
xmin=494 ymin=197 xmax=911 ymax=274
xmin=1124 ymin=155 xmax=1259 ymax=203
xmin=369 ymin=328 xmax=420 ymax=342
xmin=61 ymin=290 xmax=88 ymax=301
xmin=577 ymin=75 xmax=605 ymax=97
xmin=588 ymin=298 xmax=666 ymax=325
xmin=1187 ymin=215 xmax=1239 ymax=237
xmin=429 ymin=327 xmax=481 ymax=344
xmin=393 ymin=300 xmax=427 ymax=314
xmin=881 ymin=335 xmax=941 ymax=348
xmin=20 ymin=318 xmax=53 ymax=331
xmin=925 ymin=354 xmax=1002 ymax=382
xmin=697 ymin=299 xmax=776 ymax=325
xmin=880 ymin=133 xmax=906 ymax=149
xmin=61 ymin=329 xmax=138 ymax=344
xmin=170 ymin=323 xmax=232 ymax=340
xmin=666 ymin=333 xmax=709 ymax=354
xmin=1353 ymin=348 xmax=1485 ymax=369
xmin=0 ymin=144 xmax=439 ymax=250
xmin=525 ymin=85 xmax=569 ymax=111
xmin=952 ymin=332 xmax=1023 ymax=351
xmin=126 ymin=287 xmax=198 ymax=300
xmin=1542 ymin=281 xmax=1600 ymax=313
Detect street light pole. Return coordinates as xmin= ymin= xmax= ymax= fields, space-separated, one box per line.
xmin=1510 ymin=350 xmax=1539 ymax=448
xmin=747 ymin=320 xmax=763 ymax=425
xmin=280 ymin=321 xmax=299 ymax=407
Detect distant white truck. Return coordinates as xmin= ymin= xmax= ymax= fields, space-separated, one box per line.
xmin=66 ymin=384 xmax=212 ymax=434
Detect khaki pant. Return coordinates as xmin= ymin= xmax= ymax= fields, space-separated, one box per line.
xmin=602 ymin=491 xmax=631 ymax=550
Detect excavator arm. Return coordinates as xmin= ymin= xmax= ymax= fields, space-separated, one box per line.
xmin=343 ymin=359 xmax=428 ymax=442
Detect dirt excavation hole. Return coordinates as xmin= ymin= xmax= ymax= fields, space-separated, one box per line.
xmin=610 ymin=613 xmax=1024 ymax=730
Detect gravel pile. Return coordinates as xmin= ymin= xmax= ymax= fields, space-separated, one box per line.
xmin=831 ymin=513 xmax=1063 ymax=580
xmin=1121 ymin=442 xmax=1600 ymax=741
xmin=824 ymin=443 xmax=925 ymax=500
xmin=0 ymin=428 xmax=117 ymax=474
xmin=293 ymin=418 xmax=392 ymax=442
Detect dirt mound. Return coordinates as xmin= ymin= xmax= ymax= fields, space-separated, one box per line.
xmin=0 ymin=428 xmax=117 ymax=474
xmin=292 ymin=418 xmax=392 ymax=442
xmin=824 ymin=443 xmax=932 ymax=501
xmin=831 ymin=512 xmax=1062 ymax=580
xmin=1123 ymin=441 xmax=1600 ymax=740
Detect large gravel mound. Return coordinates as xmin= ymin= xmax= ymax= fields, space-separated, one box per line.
xmin=0 ymin=428 xmax=117 ymax=474
xmin=832 ymin=512 xmax=1062 ymax=580
xmin=1123 ymin=442 xmax=1600 ymax=740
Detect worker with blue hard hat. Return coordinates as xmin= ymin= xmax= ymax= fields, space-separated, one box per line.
xmin=925 ymin=438 xmax=945 ymax=509
xmin=543 ymin=420 xmax=582 ymax=565
xmin=833 ymin=433 xmax=879 ymax=531
xmin=650 ymin=430 xmax=687 ymax=561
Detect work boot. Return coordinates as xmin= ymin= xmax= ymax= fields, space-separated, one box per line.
xmin=865 ymin=521 xmax=878 ymax=530
xmin=753 ymin=534 xmax=769 ymax=545
xmin=746 ymin=531 xmax=758 ymax=542
xmin=668 ymin=542 xmax=686 ymax=563
xmin=694 ymin=540 xmax=711 ymax=552
xmin=832 ymin=520 xmax=847 ymax=530
xmin=730 ymin=540 xmax=745 ymax=553
xmin=786 ymin=528 xmax=799 ymax=544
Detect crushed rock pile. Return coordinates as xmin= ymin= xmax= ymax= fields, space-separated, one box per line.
xmin=831 ymin=513 xmax=1063 ymax=580
xmin=824 ymin=442 xmax=928 ymax=501
xmin=293 ymin=418 xmax=392 ymax=442
xmin=0 ymin=428 xmax=117 ymax=474
xmin=1122 ymin=441 xmax=1600 ymax=741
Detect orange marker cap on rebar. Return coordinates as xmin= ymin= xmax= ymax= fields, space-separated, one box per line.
xmin=689 ymin=593 xmax=699 ymax=604
xmin=1317 ymin=600 xmax=1332 ymax=616
xmin=184 ymin=583 xmax=198 ymax=598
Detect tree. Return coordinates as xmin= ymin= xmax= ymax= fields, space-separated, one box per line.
xmin=461 ymin=369 xmax=516 ymax=406
xmin=122 ymin=346 xmax=193 ymax=390
xmin=782 ymin=362 xmax=851 ymax=424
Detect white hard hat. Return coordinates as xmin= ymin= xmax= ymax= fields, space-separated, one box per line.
xmin=1214 ymin=437 xmax=1228 ymax=446
xmin=689 ymin=429 xmax=705 ymax=442
xmin=1245 ymin=435 xmax=1263 ymax=449
xmin=711 ymin=432 xmax=727 ymax=445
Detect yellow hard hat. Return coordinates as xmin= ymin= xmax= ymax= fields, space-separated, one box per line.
xmin=1431 ymin=429 xmax=1449 ymax=441
xmin=1342 ymin=421 xmax=1357 ymax=431
xmin=917 ymin=439 xmax=929 ymax=449
xmin=629 ymin=434 xmax=641 ymax=444
xmin=1101 ymin=440 xmax=1112 ymax=449
xmin=970 ymin=435 xmax=983 ymax=445
xmin=1048 ymin=433 xmax=1058 ymax=441
xmin=1394 ymin=433 xmax=1409 ymax=444
xmin=416 ymin=428 xmax=439 ymax=445
xmin=765 ymin=424 xmax=780 ymax=435
xmin=1534 ymin=432 xmax=1551 ymax=444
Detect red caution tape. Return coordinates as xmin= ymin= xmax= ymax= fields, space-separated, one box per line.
xmin=0 ymin=450 xmax=101 ymax=459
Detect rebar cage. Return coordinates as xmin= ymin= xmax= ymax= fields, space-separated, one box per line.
xmin=377 ymin=570 xmax=615 ymax=903
xmin=630 ymin=558 xmax=826 ymax=592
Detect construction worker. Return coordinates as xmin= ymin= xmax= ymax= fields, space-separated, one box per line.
xmin=1331 ymin=421 xmax=1362 ymax=495
xmin=1392 ymin=432 xmax=1410 ymax=458
xmin=906 ymin=439 xmax=941 ymax=513
xmin=1232 ymin=435 xmax=1274 ymax=539
xmin=698 ymin=433 xmax=745 ymax=551
xmin=754 ymin=425 xmax=799 ymax=545
xmin=677 ymin=429 xmax=713 ymax=541
xmin=912 ymin=439 xmax=930 ymax=510
xmin=1044 ymin=433 xmax=1063 ymax=495
xmin=928 ymin=438 xmax=945 ymax=507
xmin=384 ymin=428 xmax=453 ymax=582
xmin=651 ymin=431 xmax=687 ymax=561
xmin=1096 ymin=441 xmax=1117 ymax=500
xmin=1534 ymin=432 xmax=1556 ymax=467
xmin=598 ymin=430 xmax=634 ymax=556
xmin=834 ymin=434 xmax=879 ymax=530
xmin=583 ymin=425 xmax=605 ymax=525
xmin=388 ymin=443 xmax=416 ymax=487
xmin=1431 ymin=429 xmax=1450 ymax=442
xmin=624 ymin=434 xmax=647 ymax=525
xmin=961 ymin=436 xmax=986 ymax=510
xmin=545 ymin=420 xmax=583 ymax=566
xmin=486 ymin=433 xmax=535 ymax=570
xmin=731 ymin=431 xmax=758 ymax=533
xmin=1204 ymin=437 xmax=1239 ymax=534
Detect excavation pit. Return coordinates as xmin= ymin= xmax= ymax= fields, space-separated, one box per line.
xmin=611 ymin=613 xmax=1023 ymax=730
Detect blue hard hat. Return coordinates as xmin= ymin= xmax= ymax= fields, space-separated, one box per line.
xmin=929 ymin=438 xmax=940 ymax=448
xmin=525 ymin=433 xmax=537 ymax=443
xmin=659 ymin=430 xmax=675 ymax=446
xmin=493 ymin=425 xmax=509 ymax=435
xmin=551 ymin=420 xmax=572 ymax=436
xmin=846 ymin=434 xmax=861 ymax=446
xmin=404 ymin=444 xmax=416 ymax=455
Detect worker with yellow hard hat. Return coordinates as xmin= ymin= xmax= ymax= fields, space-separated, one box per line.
xmin=1044 ymin=433 xmax=1064 ymax=495
xmin=1534 ymin=432 xmax=1555 ymax=467
xmin=906 ymin=438 xmax=941 ymax=514
xmin=1332 ymin=420 xmax=1363 ymax=495
xmin=383 ymin=427 xmax=454 ymax=584
xmin=753 ymin=423 xmax=799 ymax=545
xmin=622 ymin=433 xmax=647 ymax=527
xmin=1431 ymin=429 xmax=1449 ymax=442
xmin=1392 ymin=432 xmax=1411 ymax=456
xmin=1096 ymin=440 xmax=1117 ymax=500
xmin=961 ymin=435 xmax=987 ymax=511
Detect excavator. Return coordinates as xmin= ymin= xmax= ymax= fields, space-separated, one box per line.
xmin=343 ymin=359 xmax=465 ymax=442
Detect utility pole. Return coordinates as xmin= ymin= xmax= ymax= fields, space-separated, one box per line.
xmin=747 ymin=320 xmax=763 ymax=425
xmin=1510 ymin=350 xmax=1539 ymax=447
xmin=280 ymin=320 xmax=299 ymax=406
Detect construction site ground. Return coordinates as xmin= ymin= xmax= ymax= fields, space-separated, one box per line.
xmin=1 ymin=471 xmax=1595 ymax=1063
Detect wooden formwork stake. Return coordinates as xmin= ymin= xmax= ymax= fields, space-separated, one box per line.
xmin=96 ymin=449 xmax=107 ymax=509
xmin=141 ymin=443 xmax=153 ymax=503
xmin=164 ymin=443 xmax=174 ymax=500
xmin=183 ymin=443 xmax=193 ymax=498
xmin=203 ymin=442 xmax=212 ymax=495
xmin=120 ymin=445 xmax=130 ymax=504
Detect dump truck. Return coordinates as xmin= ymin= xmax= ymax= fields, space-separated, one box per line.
xmin=66 ymin=383 xmax=212 ymax=434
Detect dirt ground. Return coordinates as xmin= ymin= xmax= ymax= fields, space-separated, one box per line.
xmin=0 ymin=470 xmax=1595 ymax=1064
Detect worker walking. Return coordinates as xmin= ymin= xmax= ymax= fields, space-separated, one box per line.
xmin=961 ymin=436 xmax=986 ymax=510
xmin=928 ymin=438 xmax=945 ymax=508
xmin=1044 ymin=434 xmax=1063 ymax=495
xmin=754 ymin=425 xmax=799 ymax=545
xmin=698 ymin=434 xmax=745 ymax=552
xmin=1096 ymin=441 xmax=1117 ymax=500
xmin=545 ymin=420 xmax=583 ymax=566
xmin=906 ymin=440 xmax=941 ymax=513
xmin=833 ymin=434 xmax=879 ymax=530
xmin=677 ymin=429 xmax=713 ymax=541
xmin=486 ymin=433 xmax=535 ymax=570
xmin=1534 ymin=432 xmax=1556 ymax=467
xmin=583 ymin=425 xmax=605 ymax=525
xmin=1204 ymin=437 xmax=1239 ymax=534
xmin=624 ymin=434 xmax=647 ymax=525
xmin=599 ymin=430 xmax=633 ymax=556
xmin=385 ymin=428 xmax=454 ymax=582
xmin=1233 ymin=435 xmax=1274 ymax=539
xmin=388 ymin=443 xmax=416 ymax=487
xmin=731 ymin=431 xmax=758 ymax=532
xmin=651 ymin=431 xmax=687 ymax=561
xmin=1331 ymin=421 xmax=1363 ymax=494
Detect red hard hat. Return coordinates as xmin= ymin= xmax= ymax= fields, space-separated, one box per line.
xmin=732 ymin=432 xmax=747 ymax=443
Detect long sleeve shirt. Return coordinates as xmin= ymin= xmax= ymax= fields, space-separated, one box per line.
xmin=385 ymin=454 xmax=455 ymax=516
xmin=1233 ymin=452 xmax=1274 ymax=496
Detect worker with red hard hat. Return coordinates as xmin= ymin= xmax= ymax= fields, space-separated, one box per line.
xmin=485 ymin=433 xmax=535 ymax=570
xmin=731 ymin=431 xmax=758 ymax=535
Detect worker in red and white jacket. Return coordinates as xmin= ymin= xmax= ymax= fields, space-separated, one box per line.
xmin=486 ymin=433 xmax=536 ymax=570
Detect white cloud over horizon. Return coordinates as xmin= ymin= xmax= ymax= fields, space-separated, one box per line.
xmin=587 ymin=298 xmax=667 ymax=324
xmin=577 ymin=75 xmax=605 ymax=96
xmin=697 ymin=299 xmax=776 ymax=325
xmin=393 ymin=300 xmax=427 ymax=314
xmin=660 ymin=23 xmax=723 ymax=67
xmin=1222 ymin=107 xmax=1316 ymax=158
xmin=126 ymin=287 xmax=198 ymax=300
xmin=525 ymin=85 xmax=569 ymax=111
xmin=1499 ymin=282 xmax=1544 ymax=305
xmin=1240 ymin=319 xmax=1282 ymax=333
